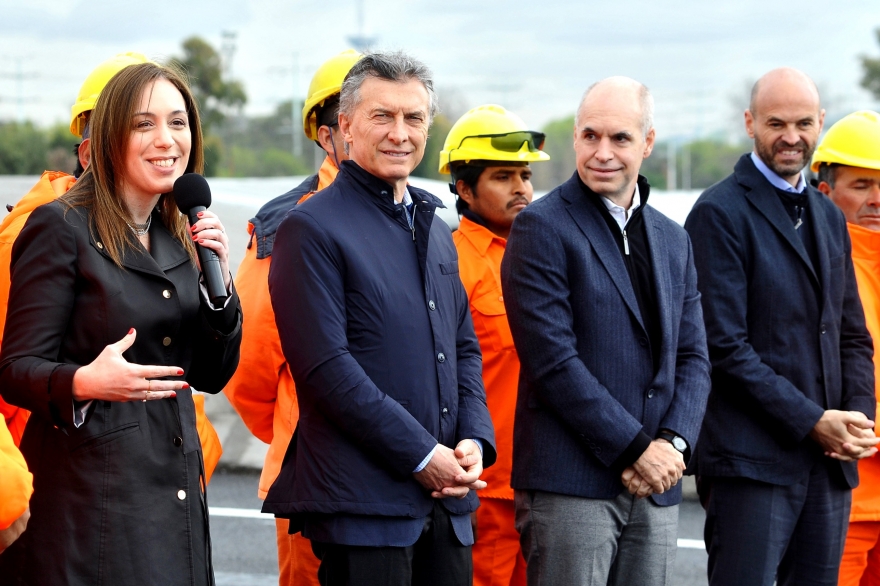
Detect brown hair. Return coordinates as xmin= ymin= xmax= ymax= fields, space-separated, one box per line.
xmin=61 ymin=62 xmax=202 ymax=267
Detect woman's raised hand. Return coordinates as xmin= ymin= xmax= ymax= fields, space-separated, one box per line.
xmin=71 ymin=328 xmax=187 ymax=402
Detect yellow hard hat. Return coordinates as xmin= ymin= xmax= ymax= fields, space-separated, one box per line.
xmin=439 ymin=104 xmax=550 ymax=175
xmin=70 ymin=52 xmax=154 ymax=137
xmin=302 ymin=49 xmax=363 ymax=141
xmin=811 ymin=110 xmax=880 ymax=173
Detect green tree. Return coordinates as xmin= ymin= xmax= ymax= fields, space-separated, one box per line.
xmin=167 ymin=37 xmax=247 ymax=132
xmin=412 ymin=113 xmax=454 ymax=181
xmin=531 ymin=115 xmax=576 ymax=191
xmin=861 ymin=27 xmax=880 ymax=99
xmin=0 ymin=122 xmax=48 ymax=174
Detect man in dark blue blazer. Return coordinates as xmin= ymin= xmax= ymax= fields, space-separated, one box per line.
xmin=685 ymin=67 xmax=878 ymax=586
xmin=502 ymin=77 xmax=711 ymax=585
xmin=263 ymin=52 xmax=496 ymax=586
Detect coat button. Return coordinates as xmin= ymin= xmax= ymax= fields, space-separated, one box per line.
xmin=498 ymin=295 xmax=503 ymax=302
xmin=163 ymin=290 xmax=172 ymax=299
xmin=173 ymin=436 xmax=183 ymax=447
xmin=442 ymin=407 xmax=448 ymax=415
xmin=639 ymin=337 xmax=648 ymax=347
xmin=647 ymin=389 xmax=655 ymax=399
xmin=437 ymin=352 xmax=446 ymax=363
xmin=163 ymin=337 xmax=172 ymax=347
xmin=820 ymin=323 xmax=827 ymax=335
xmin=177 ymin=490 xmax=186 ymax=500
xmin=96 ymin=242 xmax=103 ymax=249
xmin=428 ymin=300 xmax=436 ymax=311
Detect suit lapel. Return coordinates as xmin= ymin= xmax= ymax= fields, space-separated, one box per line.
xmin=562 ymin=181 xmax=646 ymax=332
xmin=644 ymin=208 xmax=671 ymax=357
xmin=807 ymin=189 xmax=831 ymax=305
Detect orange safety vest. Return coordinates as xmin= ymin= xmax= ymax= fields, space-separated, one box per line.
xmin=453 ymin=215 xmax=518 ymax=500
xmin=0 ymin=414 xmax=32 ymax=530
xmin=0 ymin=171 xmax=222 ymax=482
xmin=848 ymin=222 xmax=880 ymax=522
xmin=223 ymin=156 xmax=338 ymax=498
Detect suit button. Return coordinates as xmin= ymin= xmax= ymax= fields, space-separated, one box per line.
xmin=163 ymin=337 xmax=172 ymax=347
xmin=428 ymin=300 xmax=436 ymax=311
xmin=163 ymin=290 xmax=172 ymax=299
xmin=173 ymin=436 xmax=183 ymax=447
xmin=639 ymin=337 xmax=648 ymax=347
xmin=437 ymin=353 xmax=446 ymax=363
xmin=820 ymin=324 xmax=827 ymax=335
xmin=177 ymin=490 xmax=186 ymax=500
xmin=442 ymin=407 xmax=448 ymax=415
xmin=647 ymin=389 xmax=655 ymax=399
xmin=96 ymin=242 xmax=104 ymax=249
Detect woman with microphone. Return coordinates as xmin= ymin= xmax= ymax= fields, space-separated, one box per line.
xmin=0 ymin=61 xmax=241 ymax=585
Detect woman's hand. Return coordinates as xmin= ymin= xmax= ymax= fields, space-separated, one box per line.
xmin=71 ymin=329 xmax=187 ymax=402
xmin=189 ymin=210 xmax=232 ymax=289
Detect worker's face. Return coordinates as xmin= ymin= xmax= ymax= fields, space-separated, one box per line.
xmin=746 ymin=76 xmax=824 ymax=182
xmin=124 ymin=78 xmax=191 ymax=202
xmin=458 ymin=165 xmax=533 ymax=238
xmin=574 ymin=85 xmax=653 ymax=206
xmin=819 ymin=165 xmax=880 ymax=231
xmin=338 ymin=77 xmax=430 ymax=191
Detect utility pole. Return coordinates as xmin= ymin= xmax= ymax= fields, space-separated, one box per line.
xmin=666 ymin=141 xmax=677 ymax=191
xmin=681 ymin=142 xmax=691 ymax=190
xmin=348 ymin=0 xmax=378 ymax=52
xmin=292 ymin=52 xmax=301 ymax=158
xmin=0 ymin=56 xmax=38 ymax=123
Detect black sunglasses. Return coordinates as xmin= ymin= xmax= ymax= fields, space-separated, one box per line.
xmin=461 ymin=131 xmax=546 ymax=153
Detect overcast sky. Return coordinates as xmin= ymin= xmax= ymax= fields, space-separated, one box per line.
xmin=1 ymin=0 xmax=878 ymax=142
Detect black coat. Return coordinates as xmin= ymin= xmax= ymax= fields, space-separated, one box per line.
xmin=501 ymin=174 xmax=711 ymax=506
xmin=0 ymin=200 xmax=242 ymax=586
xmin=262 ymin=161 xmax=496 ymax=535
xmin=684 ymin=154 xmax=875 ymax=487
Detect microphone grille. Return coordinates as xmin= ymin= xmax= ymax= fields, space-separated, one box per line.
xmin=172 ymin=173 xmax=212 ymax=212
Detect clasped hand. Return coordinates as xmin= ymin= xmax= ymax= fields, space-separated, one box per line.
xmin=811 ymin=410 xmax=880 ymax=462
xmin=71 ymin=328 xmax=189 ymax=402
xmin=621 ymin=439 xmax=685 ymax=498
xmin=413 ymin=439 xmax=486 ymax=499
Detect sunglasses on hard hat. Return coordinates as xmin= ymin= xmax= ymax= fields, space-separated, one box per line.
xmin=462 ymin=131 xmax=546 ymax=153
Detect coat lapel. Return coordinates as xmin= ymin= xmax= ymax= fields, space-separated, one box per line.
xmin=89 ymin=211 xmax=191 ymax=279
xmin=643 ymin=208 xmax=671 ymax=357
xmin=561 ymin=179 xmax=646 ymax=332
xmin=807 ymin=188 xmax=832 ymax=305
xmin=737 ymin=159 xmax=818 ymax=286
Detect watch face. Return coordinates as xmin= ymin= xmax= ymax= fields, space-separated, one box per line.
xmin=672 ymin=437 xmax=687 ymax=452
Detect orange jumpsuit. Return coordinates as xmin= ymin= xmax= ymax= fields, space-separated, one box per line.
xmin=453 ymin=216 xmax=526 ymax=586
xmin=0 ymin=414 xmax=32 ymax=532
xmin=840 ymin=223 xmax=880 ymax=586
xmin=0 ymin=171 xmax=222 ymax=482
xmin=223 ymin=156 xmax=338 ymax=586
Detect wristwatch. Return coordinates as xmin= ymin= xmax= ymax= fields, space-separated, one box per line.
xmin=657 ymin=431 xmax=687 ymax=454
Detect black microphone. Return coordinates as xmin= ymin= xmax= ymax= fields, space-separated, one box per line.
xmin=172 ymin=173 xmax=228 ymax=305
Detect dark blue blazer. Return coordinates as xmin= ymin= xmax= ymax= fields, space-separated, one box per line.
xmin=501 ymin=174 xmax=711 ymax=506
xmin=684 ymin=154 xmax=875 ymax=487
xmin=262 ymin=161 xmax=496 ymax=525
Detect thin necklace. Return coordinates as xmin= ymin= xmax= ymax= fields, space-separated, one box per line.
xmin=128 ymin=214 xmax=152 ymax=237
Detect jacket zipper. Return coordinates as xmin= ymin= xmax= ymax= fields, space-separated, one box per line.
xmin=622 ymin=228 xmax=630 ymax=255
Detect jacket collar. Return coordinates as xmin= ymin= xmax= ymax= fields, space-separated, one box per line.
xmin=338 ymin=160 xmax=445 ymax=218
xmin=88 ymin=207 xmax=191 ymax=278
xmin=735 ymin=153 xmax=823 ymax=286
xmin=849 ymin=222 xmax=880 ymax=261
xmin=457 ymin=213 xmax=505 ymax=255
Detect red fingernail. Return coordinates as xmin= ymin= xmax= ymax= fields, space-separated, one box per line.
xmin=177 ymin=369 xmax=184 ymax=375
xmin=128 ymin=328 xmax=134 ymax=335
xmin=171 ymin=392 xmax=177 ymax=398
xmin=197 ymin=212 xmax=204 ymax=217
xmin=182 ymin=383 xmax=190 ymax=389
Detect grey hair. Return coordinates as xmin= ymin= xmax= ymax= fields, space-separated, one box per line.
xmin=339 ymin=50 xmax=439 ymax=125
xmin=575 ymin=78 xmax=654 ymax=138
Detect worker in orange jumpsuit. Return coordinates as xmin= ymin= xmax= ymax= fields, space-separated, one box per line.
xmin=0 ymin=415 xmax=32 ymax=554
xmin=439 ymin=105 xmax=549 ymax=586
xmin=813 ymin=110 xmax=880 ymax=586
xmin=222 ymin=49 xmax=361 ymax=586
xmin=0 ymin=52 xmax=222 ymax=480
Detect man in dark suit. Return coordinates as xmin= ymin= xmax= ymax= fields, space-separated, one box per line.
xmin=263 ymin=51 xmax=496 ymax=586
xmin=501 ymin=76 xmax=711 ymax=585
xmin=684 ymin=67 xmax=878 ymax=586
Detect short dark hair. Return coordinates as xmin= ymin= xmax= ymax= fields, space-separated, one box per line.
xmin=450 ymin=162 xmax=489 ymax=214
xmin=817 ymin=162 xmax=839 ymax=188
